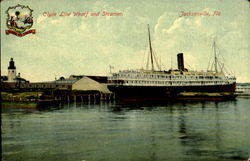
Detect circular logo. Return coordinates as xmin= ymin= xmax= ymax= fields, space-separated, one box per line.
xmin=6 ymin=4 xmax=34 ymax=33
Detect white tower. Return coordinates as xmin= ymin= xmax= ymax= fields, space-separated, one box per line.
xmin=8 ymin=58 xmax=16 ymax=82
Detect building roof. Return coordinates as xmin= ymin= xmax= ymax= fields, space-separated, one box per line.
xmin=69 ymin=75 xmax=84 ymax=80
xmin=86 ymin=76 xmax=108 ymax=83
xmin=0 ymin=76 xmax=8 ymax=81
xmin=15 ymin=77 xmax=29 ymax=82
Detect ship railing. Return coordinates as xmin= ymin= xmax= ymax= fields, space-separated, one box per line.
xmin=120 ymin=80 xmax=231 ymax=87
xmin=109 ymin=77 xmax=230 ymax=84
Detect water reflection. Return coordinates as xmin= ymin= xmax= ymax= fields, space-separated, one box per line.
xmin=2 ymin=99 xmax=249 ymax=161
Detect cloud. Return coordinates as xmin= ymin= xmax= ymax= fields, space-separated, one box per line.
xmin=2 ymin=0 xmax=142 ymax=82
xmin=149 ymin=8 xmax=250 ymax=82
xmin=1 ymin=0 xmax=249 ymax=82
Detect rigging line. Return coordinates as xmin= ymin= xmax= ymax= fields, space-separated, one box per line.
xmin=184 ymin=60 xmax=192 ymax=70
xmin=219 ymin=53 xmax=234 ymax=75
xmin=210 ymin=61 xmax=215 ymax=71
xmin=213 ymin=41 xmax=218 ymax=73
xmin=207 ymin=40 xmax=213 ymax=71
xmin=207 ymin=44 xmax=214 ymax=71
xmin=141 ymin=47 xmax=147 ymax=69
xmin=171 ymin=55 xmax=173 ymax=70
xmin=146 ymin=49 xmax=150 ymax=70
xmin=152 ymin=49 xmax=161 ymax=70
xmin=217 ymin=60 xmax=223 ymax=73
xmin=218 ymin=50 xmax=234 ymax=75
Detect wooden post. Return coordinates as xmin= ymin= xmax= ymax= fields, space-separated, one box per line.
xmin=94 ymin=94 xmax=96 ymax=103
xmin=88 ymin=95 xmax=91 ymax=102
xmin=74 ymin=95 xmax=76 ymax=103
xmin=100 ymin=93 xmax=103 ymax=101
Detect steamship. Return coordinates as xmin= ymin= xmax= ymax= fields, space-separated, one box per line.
xmin=107 ymin=25 xmax=236 ymax=101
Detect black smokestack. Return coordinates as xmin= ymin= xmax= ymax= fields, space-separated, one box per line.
xmin=177 ymin=53 xmax=184 ymax=71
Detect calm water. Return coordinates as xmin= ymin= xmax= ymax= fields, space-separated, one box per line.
xmin=2 ymin=98 xmax=250 ymax=161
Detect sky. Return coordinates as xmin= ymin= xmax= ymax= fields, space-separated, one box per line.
xmin=1 ymin=0 xmax=249 ymax=82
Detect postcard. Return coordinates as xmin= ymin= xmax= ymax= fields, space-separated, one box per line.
xmin=1 ymin=0 xmax=249 ymax=161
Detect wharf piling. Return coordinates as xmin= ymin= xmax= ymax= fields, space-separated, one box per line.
xmin=52 ymin=90 xmax=115 ymax=103
xmin=1 ymin=90 xmax=115 ymax=103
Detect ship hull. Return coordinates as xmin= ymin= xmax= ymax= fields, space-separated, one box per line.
xmin=108 ymin=83 xmax=236 ymax=101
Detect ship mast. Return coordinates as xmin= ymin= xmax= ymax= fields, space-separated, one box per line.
xmin=148 ymin=24 xmax=154 ymax=71
xmin=213 ymin=41 xmax=218 ymax=73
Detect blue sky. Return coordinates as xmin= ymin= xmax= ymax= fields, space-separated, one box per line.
xmin=1 ymin=0 xmax=249 ymax=82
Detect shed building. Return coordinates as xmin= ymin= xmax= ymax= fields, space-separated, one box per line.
xmin=72 ymin=76 xmax=111 ymax=93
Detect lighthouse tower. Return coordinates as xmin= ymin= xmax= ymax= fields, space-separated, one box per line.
xmin=8 ymin=58 xmax=16 ymax=82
